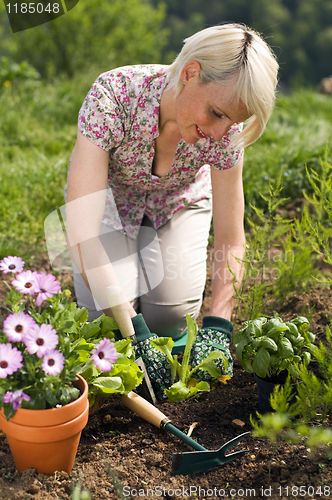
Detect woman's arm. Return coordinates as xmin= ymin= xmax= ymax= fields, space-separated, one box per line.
xmin=66 ymin=130 xmax=137 ymax=317
xmin=209 ymin=158 xmax=246 ymax=320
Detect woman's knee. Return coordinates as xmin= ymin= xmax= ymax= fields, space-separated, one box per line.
xmin=140 ymin=299 xmax=202 ymax=339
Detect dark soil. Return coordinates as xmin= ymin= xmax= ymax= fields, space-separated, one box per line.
xmin=1 ymin=251 xmax=332 ymax=500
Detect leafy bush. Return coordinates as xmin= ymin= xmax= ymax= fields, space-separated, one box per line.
xmin=250 ymin=324 xmax=332 ymax=457
xmin=233 ymin=316 xmax=314 ymax=379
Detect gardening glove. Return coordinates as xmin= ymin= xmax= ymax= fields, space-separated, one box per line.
xmin=189 ymin=315 xmax=234 ymax=384
xmin=114 ymin=313 xmax=173 ymax=401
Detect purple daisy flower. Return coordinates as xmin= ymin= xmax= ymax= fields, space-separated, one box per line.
xmin=41 ymin=350 xmax=65 ymax=376
xmin=0 ymin=343 xmax=23 ymax=378
xmin=11 ymin=270 xmax=37 ymax=296
xmin=25 ymin=324 xmax=58 ymax=358
xmin=0 ymin=256 xmax=25 ymax=274
xmin=3 ymin=312 xmax=37 ymax=342
xmin=91 ymin=337 xmax=118 ymax=373
xmin=3 ymin=390 xmax=30 ymax=410
xmin=33 ymin=272 xmax=61 ymax=306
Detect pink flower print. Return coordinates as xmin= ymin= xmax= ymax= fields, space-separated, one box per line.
xmin=225 ymin=157 xmax=232 ymax=168
xmin=80 ymin=115 xmax=86 ymax=123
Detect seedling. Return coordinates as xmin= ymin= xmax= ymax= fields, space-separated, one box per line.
xmin=150 ymin=315 xmax=228 ymax=401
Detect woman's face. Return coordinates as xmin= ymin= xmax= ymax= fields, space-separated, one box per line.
xmin=175 ymin=62 xmax=252 ymax=144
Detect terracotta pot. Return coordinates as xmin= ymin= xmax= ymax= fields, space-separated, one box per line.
xmin=0 ymin=374 xmax=89 ymax=475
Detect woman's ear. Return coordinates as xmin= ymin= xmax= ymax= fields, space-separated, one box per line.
xmin=181 ymin=60 xmax=202 ymax=83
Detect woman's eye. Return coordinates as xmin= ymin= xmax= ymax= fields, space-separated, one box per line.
xmin=213 ymin=110 xmax=223 ymax=119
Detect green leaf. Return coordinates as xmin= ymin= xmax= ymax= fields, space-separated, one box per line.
xmin=180 ymin=315 xmax=198 ymax=383
xmin=76 ymin=359 xmax=99 ymax=381
xmin=192 ymin=351 xmax=225 ymax=379
xmin=114 ymin=338 xmax=135 ymax=359
xmin=246 ymin=317 xmax=267 ymax=337
xmin=81 ymin=323 xmax=101 ymax=340
xmin=279 ymin=337 xmax=294 ymax=358
xmin=263 ymin=320 xmax=289 ymax=338
xmin=165 ymin=380 xmax=210 ymax=402
xmin=92 ymin=376 xmax=123 ymax=393
xmin=100 ymin=315 xmax=118 ymax=334
xmin=304 ymin=331 xmax=316 ymax=344
xmin=286 ymin=322 xmax=300 ymax=338
xmin=109 ymin=363 xmax=144 ymax=392
xmin=150 ymin=337 xmax=174 ymax=363
xmin=45 ymin=386 xmax=57 ymax=406
xmin=252 ymin=347 xmax=270 ymax=378
xmin=279 ymin=358 xmax=291 ymax=371
xmin=235 ymin=337 xmax=251 ymax=363
xmin=303 ymin=352 xmax=311 ymax=365
xmin=242 ymin=352 xmax=253 ymax=372
xmin=74 ymin=306 xmax=89 ymax=323
xmin=284 ymin=332 xmax=299 ymax=346
xmin=260 ymin=336 xmax=278 ymax=352
xmin=289 ymin=364 xmax=299 ymax=379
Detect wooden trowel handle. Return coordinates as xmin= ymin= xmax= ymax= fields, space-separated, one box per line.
xmin=106 ymin=285 xmax=135 ymax=338
xmin=122 ymin=392 xmax=170 ymax=429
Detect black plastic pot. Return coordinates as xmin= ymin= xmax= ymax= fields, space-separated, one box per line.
xmin=254 ymin=372 xmax=298 ymax=413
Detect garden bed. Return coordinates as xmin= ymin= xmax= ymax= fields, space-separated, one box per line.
xmin=1 ymin=252 xmax=332 ymax=500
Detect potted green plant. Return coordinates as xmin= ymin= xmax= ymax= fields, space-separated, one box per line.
xmin=233 ymin=315 xmax=316 ymax=412
xmin=0 ymin=255 xmax=143 ymax=474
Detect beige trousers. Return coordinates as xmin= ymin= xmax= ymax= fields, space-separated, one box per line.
xmin=72 ymin=197 xmax=212 ymax=339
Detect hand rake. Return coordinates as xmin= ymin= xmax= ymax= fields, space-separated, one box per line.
xmin=122 ymin=391 xmax=250 ymax=475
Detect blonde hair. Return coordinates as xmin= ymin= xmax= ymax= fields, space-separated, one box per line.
xmin=167 ymin=24 xmax=279 ymax=148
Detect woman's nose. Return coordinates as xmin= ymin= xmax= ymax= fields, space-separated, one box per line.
xmin=210 ymin=123 xmax=232 ymax=142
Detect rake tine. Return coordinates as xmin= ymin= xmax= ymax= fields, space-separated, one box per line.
xmin=219 ymin=449 xmax=248 ymax=464
xmin=218 ymin=431 xmax=250 ymax=457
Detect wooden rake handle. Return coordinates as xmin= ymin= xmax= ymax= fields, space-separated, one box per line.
xmin=121 ymin=392 xmax=170 ymax=428
xmin=106 ymin=285 xmax=135 ymax=339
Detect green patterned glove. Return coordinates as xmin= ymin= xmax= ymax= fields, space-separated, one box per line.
xmin=131 ymin=315 xmax=173 ymax=401
xmin=189 ymin=315 xmax=233 ymax=383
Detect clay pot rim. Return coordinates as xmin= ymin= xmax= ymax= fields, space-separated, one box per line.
xmin=0 ymin=374 xmax=88 ymax=426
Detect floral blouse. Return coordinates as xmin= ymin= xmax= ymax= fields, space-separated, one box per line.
xmin=78 ymin=64 xmax=243 ymax=239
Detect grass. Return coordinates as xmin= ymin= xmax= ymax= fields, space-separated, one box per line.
xmin=0 ymin=72 xmax=97 ymax=258
xmin=1 ymin=77 xmax=332 ymax=260
xmin=243 ymin=89 xmax=332 ymax=215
